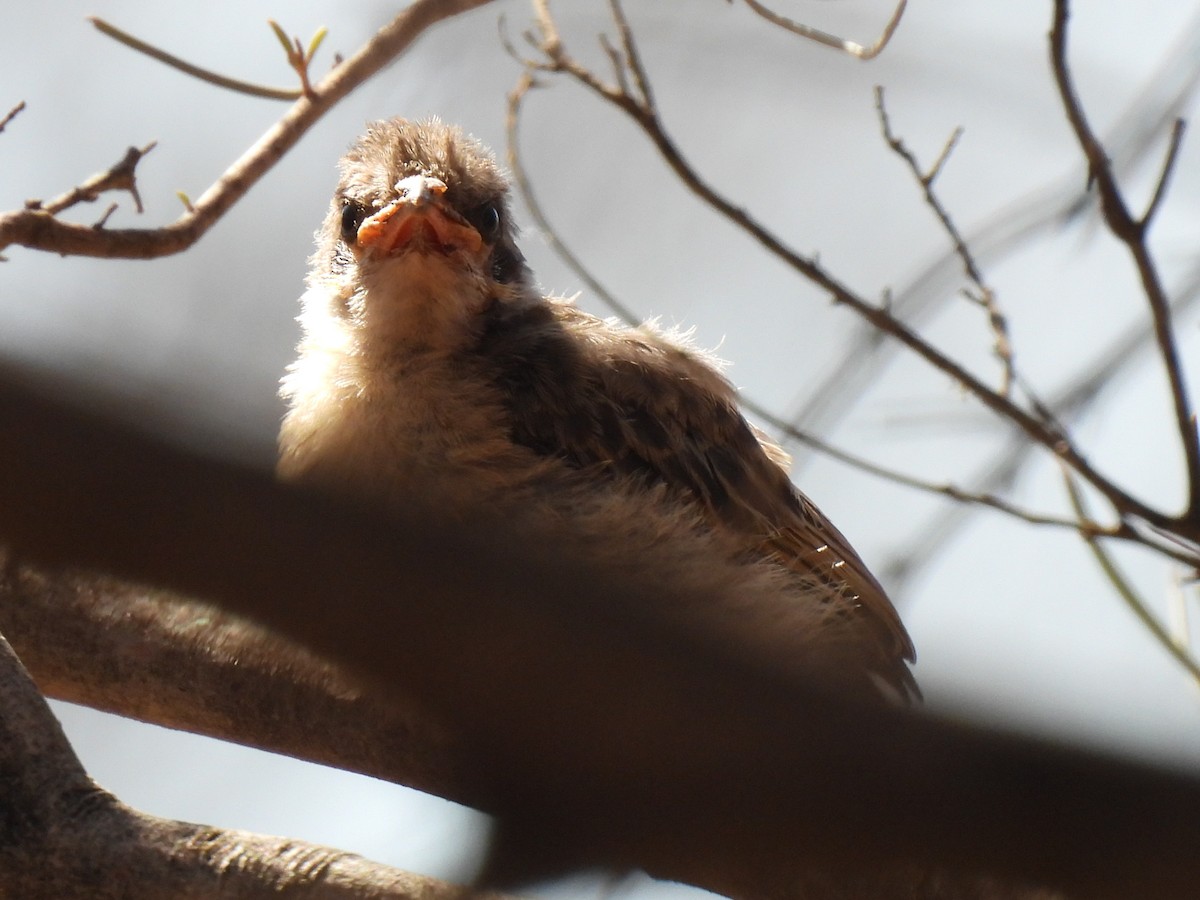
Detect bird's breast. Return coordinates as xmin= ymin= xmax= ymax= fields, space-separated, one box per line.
xmin=278 ymin=349 xmax=532 ymax=508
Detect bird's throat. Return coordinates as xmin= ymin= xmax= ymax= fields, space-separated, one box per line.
xmin=356 ymin=256 xmax=491 ymax=356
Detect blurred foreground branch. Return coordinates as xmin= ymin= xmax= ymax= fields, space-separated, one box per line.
xmin=2 ymin=364 xmax=1200 ymax=897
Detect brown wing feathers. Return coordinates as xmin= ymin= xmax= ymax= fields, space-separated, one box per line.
xmin=478 ymin=300 xmax=916 ymax=699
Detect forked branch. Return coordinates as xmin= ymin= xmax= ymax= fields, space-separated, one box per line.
xmin=1051 ymin=0 xmax=1200 ymax=518
xmin=875 ymin=86 xmax=1016 ymax=397
xmin=518 ymin=0 xmax=1185 ymax=543
xmin=0 ymin=0 xmax=496 ymax=260
xmin=0 ymin=628 xmax=490 ymax=899
xmin=507 ymin=72 xmax=1124 ymax=547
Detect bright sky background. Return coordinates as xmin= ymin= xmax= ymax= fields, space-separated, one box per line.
xmin=4 ymin=2 xmax=1200 ymax=897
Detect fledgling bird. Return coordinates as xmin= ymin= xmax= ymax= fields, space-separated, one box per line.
xmin=278 ymin=117 xmax=916 ymax=701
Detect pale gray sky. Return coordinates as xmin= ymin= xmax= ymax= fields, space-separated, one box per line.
xmin=5 ymin=2 xmax=1200 ymax=896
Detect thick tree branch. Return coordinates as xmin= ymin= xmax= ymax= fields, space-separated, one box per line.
xmin=0 ymin=563 xmax=470 ymax=804
xmin=0 ymin=629 xmax=495 ymax=899
xmin=0 ymin=0 xmax=495 ymax=259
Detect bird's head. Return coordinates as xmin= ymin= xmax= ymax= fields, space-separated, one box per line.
xmin=306 ymin=117 xmax=531 ymax=353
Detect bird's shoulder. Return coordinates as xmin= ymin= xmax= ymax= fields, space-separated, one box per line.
xmin=476 ymin=298 xmax=737 ymax=470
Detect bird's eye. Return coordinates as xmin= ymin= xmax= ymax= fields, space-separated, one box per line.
xmin=340 ymin=200 xmax=365 ymax=245
xmin=470 ymin=203 xmax=501 ymax=241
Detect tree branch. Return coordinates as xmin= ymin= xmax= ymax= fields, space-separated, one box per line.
xmin=875 ymin=86 xmax=1015 ymax=397
xmin=0 ymin=629 xmax=495 ymax=899
xmin=741 ymin=0 xmax=907 ymax=60
xmin=0 ymin=0 xmax=496 ymax=259
xmin=519 ymin=0 xmax=1188 ymax=544
xmin=1049 ymin=0 xmax=1200 ymax=518
xmin=0 ymin=100 xmax=25 ymax=133
xmin=89 ymin=17 xmax=303 ymax=100
xmin=0 ymin=562 xmax=472 ymax=804
xmin=506 ymin=67 xmax=1151 ymax=553
xmin=26 ymin=142 xmax=156 ymax=216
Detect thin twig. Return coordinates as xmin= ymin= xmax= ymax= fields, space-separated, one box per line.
xmin=741 ymin=0 xmax=907 ymax=60
xmin=1141 ymin=117 xmax=1187 ymax=230
xmin=924 ymin=126 xmax=963 ymax=187
xmin=884 ymin=266 xmax=1200 ymax=589
xmin=875 ymin=86 xmax=1015 ymax=396
xmin=0 ymin=100 xmax=25 ymax=133
xmin=1062 ymin=468 xmax=1200 ymax=688
xmin=785 ymin=11 xmax=1200 ymax=467
xmin=1050 ymin=0 xmax=1200 ymax=518
xmin=508 ymin=68 xmax=1121 ymax=543
xmin=89 ymin=17 xmax=302 ymax=100
xmin=758 ymin=399 xmax=1104 ymax=532
xmin=506 ymin=72 xmax=644 ymax=325
xmin=26 ymin=142 xmax=157 ymax=216
xmin=91 ymin=203 xmax=120 ymax=230
xmin=1167 ymin=571 xmax=1194 ymax=666
xmin=523 ymin=0 xmax=1182 ymax=541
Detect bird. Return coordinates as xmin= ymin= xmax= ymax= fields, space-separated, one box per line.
xmin=278 ymin=117 xmax=916 ymax=702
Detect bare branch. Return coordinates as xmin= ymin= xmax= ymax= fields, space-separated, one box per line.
xmin=786 ymin=11 xmax=1200 ymax=465
xmin=521 ymin=0 xmax=1186 ymax=542
xmin=741 ymin=0 xmax=907 ymax=60
xmin=875 ymin=86 xmax=1015 ymax=395
xmin=0 ymin=100 xmax=25 ymax=133
xmin=1050 ymin=0 xmax=1200 ymax=516
xmin=1141 ymin=117 xmax=1187 ymax=230
xmin=90 ymin=17 xmax=302 ymax=100
xmin=1062 ymin=470 xmax=1200 ymax=688
xmin=884 ymin=266 xmax=1200 ymax=589
xmin=26 ymin=142 xmax=156 ymax=216
xmin=0 ymin=563 xmax=469 ymax=803
xmin=507 ymin=70 xmax=1188 ymax=569
xmin=506 ymin=72 xmax=643 ymax=325
xmin=0 ymin=0 xmax=496 ymax=260
xmin=0 ymin=629 xmax=491 ymax=899
xmin=925 ymin=125 xmax=964 ymax=186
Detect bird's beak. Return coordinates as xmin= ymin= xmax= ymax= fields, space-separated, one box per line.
xmin=356 ymin=175 xmax=483 ymax=257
